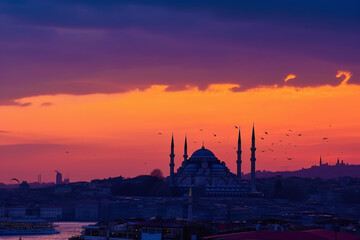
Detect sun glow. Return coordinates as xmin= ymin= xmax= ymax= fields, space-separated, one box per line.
xmin=0 ymin=81 xmax=359 ymax=182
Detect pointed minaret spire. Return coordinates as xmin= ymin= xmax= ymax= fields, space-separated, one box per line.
xmin=236 ymin=128 xmax=242 ymax=178
xmin=320 ymin=156 xmax=322 ymax=166
xmin=252 ymin=123 xmax=256 ymax=148
xmin=183 ymin=135 xmax=188 ymax=161
xmin=169 ymin=133 xmax=175 ymax=185
xmin=202 ymin=141 xmax=205 ymax=149
xmin=250 ymin=124 xmax=256 ymax=192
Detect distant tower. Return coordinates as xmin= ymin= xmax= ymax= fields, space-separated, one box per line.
xmin=38 ymin=174 xmax=41 ymax=183
xmin=169 ymin=134 xmax=175 ymax=185
xmin=236 ymin=128 xmax=242 ymax=178
xmin=183 ymin=135 xmax=188 ymax=161
xmin=188 ymin=187 xmax=193 ymax=221
xmin=320 ymin=156 xmax=322 ymax=166
xmin=55 ymin=171 xmax=62 ymax=185
xmin=337 ymin=158 xmax=340 ymax=165
xmin=250 ymin=124 xmax=256 ymax=192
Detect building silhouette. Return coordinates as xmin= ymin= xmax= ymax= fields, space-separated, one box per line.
xmin=188 ymin=187 xmax=193 ymax=221
xmin=250 ymin=124 xmax=256 ymax=192
xmin=168 ymin=125 xmax=257 ymax=196
xmin=236 ymin=128 xmax=242 ymax=178
xmin=55 ymin=170 xmax=63 ymax=185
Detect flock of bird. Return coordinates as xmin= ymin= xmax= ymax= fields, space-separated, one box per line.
xmin=8 ymin=124 xmax=337 ymax=183
xmin=256 ymin=126 xmax=332 ymax=161
xmin=156 ymin=124 xmax=334 ymax=162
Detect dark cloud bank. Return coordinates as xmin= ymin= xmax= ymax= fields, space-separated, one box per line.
xmin=0 ymin=0 xmax=359 ymax=105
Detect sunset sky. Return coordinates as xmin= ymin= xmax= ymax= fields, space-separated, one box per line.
xmin=0 ymin=1 xmax=359 ymax=183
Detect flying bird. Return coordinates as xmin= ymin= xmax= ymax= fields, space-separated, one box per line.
xmin=65 ymin=151 xmax=70 ymax=154
xmin=11 ymin=178 xmax=20 ymax=184
xmin=213 ymin=134 xmax=217 ymax=137
xmin=217 ymin=141 xmax=221 ymax=143
xmin=322 ymin=137 xmax=328 ymax=140
xmin=261 ymin=137 xmax=264 ymax=140
xmin=287 ymin=157 xmax=293 ymax=161
xmin=298 ymin=134 xmax=302 ymax=136
xmin=157 ymin=132 xmax=163 ymax=135
xmin=265 ymin=131 xmax=268 ymax=135
xmin=234 ymin=126 xmax=238 ymax=129
xmin=285 ymin=134 xmax=290 ymax=137
xmin=289 ymin=130 xmax=292 ymax=132
xmin=200 ymin=129 xmax=204 ymax=131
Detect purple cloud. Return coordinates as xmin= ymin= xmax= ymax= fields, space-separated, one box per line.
xmin=0 ymin=0 xmax=359 ymax=105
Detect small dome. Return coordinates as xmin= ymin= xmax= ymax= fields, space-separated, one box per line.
xmin=211 ymin=164 xmax=225 ymax=171
xmin=191 ymin=147 xmax=215 ymax=158
xmin=184 ymin=163 xmax=198 ymax=171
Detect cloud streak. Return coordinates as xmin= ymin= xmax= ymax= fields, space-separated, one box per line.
xmin=337 ymin=70 xmax=352 ymax=85
xmin=284 ymin=74 xmax=297 ymax=83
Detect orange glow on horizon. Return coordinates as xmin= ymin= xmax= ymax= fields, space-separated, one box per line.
xmin=0 ymin=80 xmax=359 ymax=183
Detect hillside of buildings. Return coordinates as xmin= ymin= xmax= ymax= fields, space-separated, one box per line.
xmin=243 ymin=162 xmax=360 ymax=179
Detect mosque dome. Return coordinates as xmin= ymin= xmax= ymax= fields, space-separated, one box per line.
xmin=191 ymin=146 xmax=216 ymax=158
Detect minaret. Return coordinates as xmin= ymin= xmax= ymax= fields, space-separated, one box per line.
xmin=188 ymin=187 xmax=193 ymax=221
xmin=320 ymin=156 xmax=322 ymax=166
xmin=169 ymin=134 xmax=175 ymax=185
xmin=236 ymin=128 xmax=242 ymax=178
xmin=250 ymin=124 xmax=256 ymax=192
xmin=183 ymin=135 xmax=188 ymax=161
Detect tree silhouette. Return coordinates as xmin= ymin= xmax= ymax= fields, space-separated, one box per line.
xmin=150 ymin=169 xmax=164 ymax=179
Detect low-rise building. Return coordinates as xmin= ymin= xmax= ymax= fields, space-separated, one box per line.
xmin=0 ymin=207 xmax=5 ymax=217
xmin=75 ymin=201 xmax=99 ymax=221
xmin=40 ymin=206 xmax=63 ymax=220
xmin=7 ymin=206 xmax=26 ymax=218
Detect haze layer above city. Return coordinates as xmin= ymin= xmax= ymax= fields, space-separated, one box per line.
xmin=0 ymin=1 xmax=359 ymax=183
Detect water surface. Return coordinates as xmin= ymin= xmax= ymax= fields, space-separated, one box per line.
xmin=0 ymin=222 xmax=91 ymax=240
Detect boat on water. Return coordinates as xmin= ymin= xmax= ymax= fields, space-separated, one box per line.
xmin=0 ymin=219 xmax=59 ymax=235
